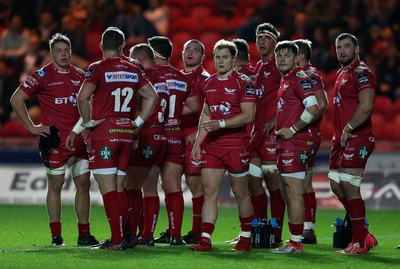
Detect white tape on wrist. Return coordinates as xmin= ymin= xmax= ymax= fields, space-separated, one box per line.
xmin=84 ymin=120 xmax=93 ymax=128
xmin=289 ymin=126 xmax=297 ymax=135
xmin=300 ymin=109 xmax=314 ymax=123
xmin=219 ymin=119 xmax=226 ymax=128
xmin=72 ymin=118 xmax=84 ymax=134
xmin=134 ymin=116 xmax=144 ymax=128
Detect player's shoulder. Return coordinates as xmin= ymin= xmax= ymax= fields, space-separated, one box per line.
xmin=354 ymin=61 xmax=373 ymax=74
xmin=70 ymin=65 xmax=86 ymax=76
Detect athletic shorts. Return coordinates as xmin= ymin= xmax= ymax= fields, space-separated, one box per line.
xmin=184 ymin=142 xmax=202 ymax=175
xmin=277 ymin=148 xmax=312 ymax=173
xmin=201 ymin=144 xmax=250 ymax=174
xmin=250 ymin=132 xmax=277 ymax=161
xmin=41 ymin=135 xmax=87 ymax=169
xmin=89 ymin=138 xmax=133 ymax=171
xmin=164 ymin=127 xmax=185 ymax=165
xmin=129 ymin=126 xmax=167 ymax=167
xmin=329 ymin=134 xmax=375 ymax=170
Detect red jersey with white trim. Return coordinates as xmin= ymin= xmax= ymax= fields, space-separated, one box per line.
xmin=143 ymin=67 xmax=170 ymax=127
xmin=181 ymin=65 xmax=210 ymax=137
xmin=332 ymin=59 xmax=376 ymax=141
xmin=253 ymin=56 xmax=282 ymax=133
xmin=159 ymin=64 xmax=196 ymax=128
xmin=302 ymin=64 xmax=325 ymax=134
xmin=276 ymin=66 xmax=315 ymax=150
xmin=84 ymin=56 xmax=149 ymax=120
xmin=19 ymin=63 xmax=84 ymax=146
xmin=204 ymin=71 xmax=256 ymax=147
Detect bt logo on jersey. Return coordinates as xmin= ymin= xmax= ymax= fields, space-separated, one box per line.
xmin=54 ymin=93 xmax=77 ymax=105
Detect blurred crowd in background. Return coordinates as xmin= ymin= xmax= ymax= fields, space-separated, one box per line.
xmin=0 ymin=0 xmax=399 ymax=144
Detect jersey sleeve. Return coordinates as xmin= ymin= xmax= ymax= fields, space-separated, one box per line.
xmin=19 ymin=70 xmax=45 ymax=97
xmin=354 ymin=65 xmax=376 ymax=93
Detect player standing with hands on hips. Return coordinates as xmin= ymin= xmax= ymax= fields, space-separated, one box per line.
xmin=10 ymin=33 xmax=99 ymax=247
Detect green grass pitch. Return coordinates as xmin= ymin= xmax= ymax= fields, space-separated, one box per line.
xmin=0 ymin=205 xmax=399 ymax=269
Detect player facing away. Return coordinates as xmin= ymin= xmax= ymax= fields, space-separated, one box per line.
xmin=328 ymin=33 xmax=378 ymax=254
xmin=189 ymin=39 xmax=256 ymax=252
xmin=148 ymin=36 xmax=199 ymax=246
xmin=10 ymin=33 xmax=99 ymax=247
xmin=270 ymin=41 xmax=319 ymax=254
xmin=77 ymin=27 xmax=158 ymax=250
xmin=124 ymin=43 xmax=169 ymax=247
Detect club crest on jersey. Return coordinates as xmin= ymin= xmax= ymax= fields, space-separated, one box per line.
xmin=282 ymin=159 xmax=293 ymax=165
xmin=357 ymin=73 xmax=369 ymax=85
xmin=300 ymin=80 xmax=312 ymax=91
xmin=298 ymin=151 xmax=308 ymax=164
xmin=224 ymin=87 xmax=236 ymax=94
xmin=358 ymin=146 xmax=369 ymax=160
xmin=105 ymin=71 xmax=138 ymax=82
xmin=142 ymin=145 xmax=154 ymax=159
xmin=99 ymin=146 xmax=112 ymax=161
xmin=71 ymin=80 xmax=81 ymax=87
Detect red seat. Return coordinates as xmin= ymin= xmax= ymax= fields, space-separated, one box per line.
xmin=199 ymin=31 xmax=222 ymax=56
xmin=374 ymin=95 xmax=395 ymax=121
xmin=200 ymin=16 xmax=228 ymax=32
xmin=85 ymin=30 xmax=102 ymax=62
xmin=189 ymin=5 xmax=214 ymax=23
xmin=170 ymin=17 xmax=199 ymax=37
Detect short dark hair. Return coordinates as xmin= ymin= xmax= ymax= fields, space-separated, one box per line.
xmin=49 ymin=33 xmax=71 ymax=51
xmin=255 ymin=22 xmax=280 ymax=40
xmin=102 ymin=27 xmax=125 ymax=51
xmin=129 ymin=43 xmax=155 ymax=61
xmin=213 ymin=39 xmax=237 ymax=58
xmin=148 ymin=36 xmax=173 ymax=59
xmin=232 ymin=38 xmax=249 ymax=62
xmin=293 ymin=39 xmax=312 ymax=61
xmin=275 ymin=40 xmax=298 ymax=55
xmin=335 ymin=33 xmax=358 ymax=46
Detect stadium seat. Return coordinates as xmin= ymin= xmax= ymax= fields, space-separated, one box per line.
xmin=374 ymin=95 xmax=394 ymax=121
xmin=171 ymin=31 xmax=193 ymax=50
xmin=170 ymin=17 xmax=199 ymax=37
xmin=394 ymin=98 xmax=400 ymax=112
xmin=199 ymin=31 xmax=222 ymax=56
xmin=200 ymin=16 xmax=228 ymax=32
xmin=85 ymin=30 xmax=102 ymax=62
xmin=190 ymin=5 xmax=214 ymax=23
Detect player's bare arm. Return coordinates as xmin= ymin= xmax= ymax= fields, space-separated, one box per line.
xmin=133 ymin=82 xmax=158 ymax=128
xmin=192 ymin=104 xmax=210 ymax=161
xmin=182 ymin=95 xmax=200 ymax=116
